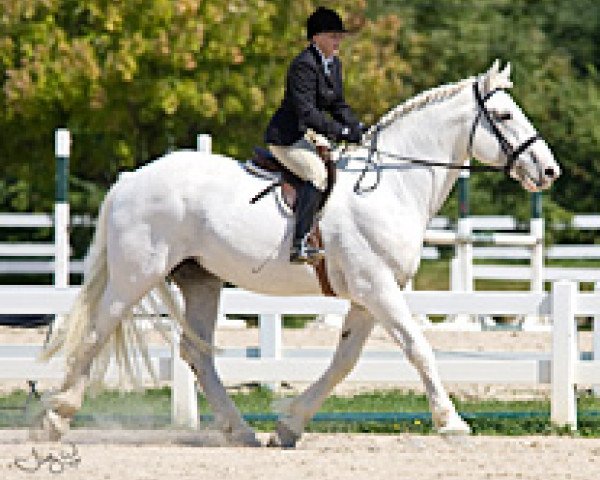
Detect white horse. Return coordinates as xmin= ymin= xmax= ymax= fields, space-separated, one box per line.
xmin=35 ymin=61 xmax=559 ymax=446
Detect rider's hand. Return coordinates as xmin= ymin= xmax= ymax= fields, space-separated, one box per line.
xmin=338 ymin=124 xmax=363 ymax=144
xmin=357 ymin=122 xmax=370 ymax=134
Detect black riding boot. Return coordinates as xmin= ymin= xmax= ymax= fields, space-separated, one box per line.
xmin=290 ymin=181 xmax=324 ymax=264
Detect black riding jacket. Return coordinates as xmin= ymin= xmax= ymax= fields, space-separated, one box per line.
xmin=265 ymin=44 xmax=359 ymax=146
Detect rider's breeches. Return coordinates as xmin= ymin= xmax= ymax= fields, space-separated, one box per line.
xmin=268 ymin=138 xmax=327 ymax=192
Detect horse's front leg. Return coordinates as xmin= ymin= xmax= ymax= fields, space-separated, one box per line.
xmin=359 ymin=278 xmax=470 ymax=434
xmin=269 ymin=304 xmax=375 ymax=448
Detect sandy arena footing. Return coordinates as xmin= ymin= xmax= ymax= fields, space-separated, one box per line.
xmin=1 ymin=430 xmax=599 ymax=479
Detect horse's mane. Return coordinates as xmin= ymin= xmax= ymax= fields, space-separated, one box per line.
xmin=364 ymin=75 xmax=477 ymax=140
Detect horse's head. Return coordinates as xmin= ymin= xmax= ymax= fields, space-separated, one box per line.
xmin=468 ymin=60 xmax=560 ymax=192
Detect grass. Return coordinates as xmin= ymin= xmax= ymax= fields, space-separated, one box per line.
xmin=2 ymin=387 xmax=600 ymax=436
xmin=415 ymin=258 xmax=600 ymax=292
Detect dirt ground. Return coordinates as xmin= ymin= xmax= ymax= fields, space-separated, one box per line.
xmin=1 ymin=430 xmax=599 ymax=480
xmin=2 ymin=322 xmax=591 ymax=354
xmin=2 ymin=326 xmax=600 ymax=479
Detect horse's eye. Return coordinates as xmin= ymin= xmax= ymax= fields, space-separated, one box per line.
xmin=492 ymin=111 xmax=512 ymax=121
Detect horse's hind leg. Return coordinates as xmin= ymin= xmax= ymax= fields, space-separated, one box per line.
xmin=170 ymin=260 xmax=260 ymax=446
xmin=32 ymin=282 xmax=140 ymax=441
xmin=269 ymin=304 xmax=375 ymax=448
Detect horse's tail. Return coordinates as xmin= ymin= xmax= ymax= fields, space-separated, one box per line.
xmin=40 ymin=184 xmax=114 ymax=364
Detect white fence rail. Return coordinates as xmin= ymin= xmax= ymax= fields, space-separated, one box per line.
xmin=0 ymin=213 xmax=87 ymax=276
xmin=0 ymin=282 xmax=598 ymax=430
xmin=3 ymin=213 xmax=600 ymax=275
xmin=425 ymin=214 xmax=600 ymax=284
xmin=473 ymin=266 xmax=600 ymax=283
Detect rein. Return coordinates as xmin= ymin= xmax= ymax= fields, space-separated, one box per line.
xmin=353 ymin=80 xmax=542 ymax=194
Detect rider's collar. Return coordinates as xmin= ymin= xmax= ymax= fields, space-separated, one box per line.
xmin=311 ymin=43 xmax=334 ymax=74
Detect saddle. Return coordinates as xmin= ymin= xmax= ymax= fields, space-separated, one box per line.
xmin=247 ymin=146 xmax=337 ymax=296
xmin=248 ymin=146 xmax=337 ymax=212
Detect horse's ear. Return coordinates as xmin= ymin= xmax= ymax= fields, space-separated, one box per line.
xmin=489 ymin=59 xmax=500 ymax=75
xmin=483 ymin=59 xmax=501 ymax=92
xmin=484 ymin=59 xmax=512 ymax=92
xmin=499 ymin=62 xmax=513 ymax=89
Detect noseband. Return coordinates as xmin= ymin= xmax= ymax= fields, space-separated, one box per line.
xmin=467 ymin=82 xmax=542 ymax=177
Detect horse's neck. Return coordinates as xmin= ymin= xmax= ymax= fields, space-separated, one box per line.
xmin=377 ymin=89 xmax=471 ymax=221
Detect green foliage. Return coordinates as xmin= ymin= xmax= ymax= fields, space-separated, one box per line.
xmin=0 ymin=0 xmax=598 ymax=239
xmin=368 ymin=0 xmax=599 ymax=228
xmin=3 ymin=387 xmax=600 ymax=436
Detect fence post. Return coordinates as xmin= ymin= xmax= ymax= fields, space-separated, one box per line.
xmin=451 ymin=170 xmax=477 ymax=327
xmin=171 ymin=324 xmax=198 ymax=429
xmin=594 ymin=281 xmax=600 ymax=396
xmin=530 ymin=192 xmax=544 ymax=293
xmin=195 ymin=134 xmax=244 ymax=329
xmin=259 ymin=313 xmax=282 ymax=388
xmin=457 ymin=170 xmax=473 ymax=292
xmin=449 ymin=257 xmax=461 ymax=291
xmin=404 ymin=279 xmax=430 ymax=327
xmin=54 ymin=129 xmax=70 ymax=288
xmin=197 ymin=134 xmax=212 ymax=154
xmin=522 ymin=192 xmax=545 ymax=330
xmin=551 ymin=280 xmax=577 ymax=429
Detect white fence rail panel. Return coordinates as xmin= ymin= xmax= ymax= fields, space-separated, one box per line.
xmin=546 ymin=245 xmax=600 ymax=259
xmin=473 ymin=266 xmax=600 ymax=282
xmin=0 ymin=243 xmax=57 ymax=257
xmin=0 ymin=214 xmax=53 ymax=228
xmin=0 ymin=286 xmax=78 ymax=314
xmin=0 ymin=283 xmax=598 ymax=430
xmin=469 ymin=215 xmax=518 ymax=231
xmin=214 ymin=358 xmax=548 ymax=384
xmin=0 ymin=261 xmax=84 ymax=275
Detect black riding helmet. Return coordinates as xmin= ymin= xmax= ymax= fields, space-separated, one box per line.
xmin=306 ymin=7 xmax=347 ymax=40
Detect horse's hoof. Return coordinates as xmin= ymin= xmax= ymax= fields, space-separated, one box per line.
xmin=225 ymin=428 xmax=261 ymax=447
xmin=437 ymin=415 xmax=471 ymax=436
xmin=29 ymin=409 xmax=69 ymax=442
xmin=267 ymin=421 xmax=301 ymax=449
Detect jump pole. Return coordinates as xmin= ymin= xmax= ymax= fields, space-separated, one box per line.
xmin=594 ymin=281 xmax=600 ymax=396
xmin=171 ymin=322 xmax=198 ymax=429
xmin=448 ymin=169 xmax=478 ymax=328
xmin=197 ymin=133 xmax=212 ymax=153
xmin=195 ymin=134 xmax=245 ymax=328
xmin=172 ymin=133 xmax=252 ymax=428
xmin=54 ymin=129 xmax=70 ymax=288
xmin=521 ymin=191 xmax=545 ymax=330
xmin=167 ymin=136 xmax=220 ymax=429
xmin=530 ymin=191 xmax=544 ymax=293
xmin=457 ymin=169 xmax=473 ymax=292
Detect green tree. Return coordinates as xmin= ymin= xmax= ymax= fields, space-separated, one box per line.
xmin=368 ymin=0 xmax=599 ymax=227
xmin=0 ymin=0 xmax=598 ymax=234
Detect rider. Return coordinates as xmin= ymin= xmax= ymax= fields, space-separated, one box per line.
xmin=265 ymin=6 xmax=364 ymax=264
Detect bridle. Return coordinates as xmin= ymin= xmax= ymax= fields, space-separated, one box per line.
xmin=353 ymin=79 xmax=543 ymax=194
xmin=467 ymin=81 xmax=542 ymax=177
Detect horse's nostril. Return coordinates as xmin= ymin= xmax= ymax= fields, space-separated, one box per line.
xmin=545 ymin=167 xmax=555 ymax=178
